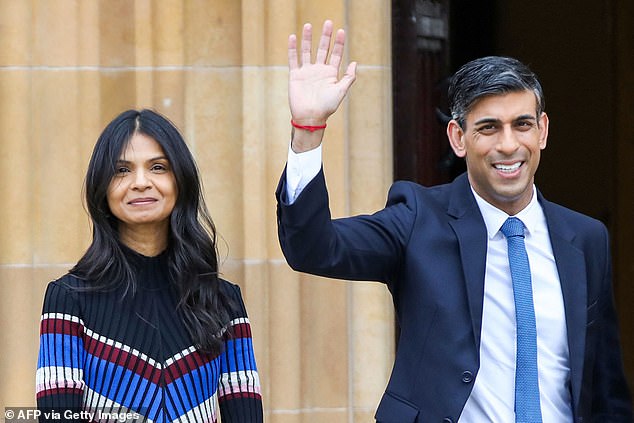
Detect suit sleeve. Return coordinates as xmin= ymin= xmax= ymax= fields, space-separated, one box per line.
xmin=218 ymin=284 xmax=263 ymax=423
xmin=276 ymin=167 xmax=417 ymax=283
xmin=589 ymin=225 xmax=633 ymax=421
xmin=36 ymin=280 xmax=87 ymax=422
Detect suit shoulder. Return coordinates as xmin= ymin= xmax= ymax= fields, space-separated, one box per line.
xmin=544 ymin=200 xmax=606 ymax=230
xmin=542 ymin=199 xmax=610 ymax=250
xmin=387 ymin=179 xmax=452 ymax=208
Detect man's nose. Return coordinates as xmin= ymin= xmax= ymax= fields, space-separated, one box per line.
xmin=496 ymin=126 xmax=520 ymax=153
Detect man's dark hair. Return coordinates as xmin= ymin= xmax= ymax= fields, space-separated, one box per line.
xmin=448 ymin=56 xmax=545 ymax=128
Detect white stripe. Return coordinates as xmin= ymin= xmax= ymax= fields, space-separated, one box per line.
xmin=84 ymin=386 xmax=220 ymax=422
xmin=164 ymin=345 xmax=197 ymax=367
xmin=36 ymin=366 xmax=84 ymax=392
xmin=41 ymin=312 xmax=84 ymax=325
xmin=42 ymin=315 xmax=253 ymax=373
xmin=83 ymin=387 xmax=152 ymax=423
xmin=173 ymin=393 xmax=218 ymax=423
xmin=229 ymin=317 xmax=250 ymax=326
xmin=83 ymin=327 xmax=161 ymax=368
xmin=218 ymin=370 xmax=261 ymax=397
xmin=214 ymin=317 xmax=251 ymax=338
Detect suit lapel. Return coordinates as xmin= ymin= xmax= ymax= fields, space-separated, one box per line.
xmin=447 ymin=174 xmax=488 ymax=350
xmin=539 ymin=194 xmax=587 ymax=412
xmin=445 ymin=177 xmax=587 ymax=410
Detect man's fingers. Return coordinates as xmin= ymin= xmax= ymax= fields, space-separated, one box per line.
xmin=339 ymin=62 xmax=357 ymax=91
xmin=328 ymin=28 xmax=346 ymax=70
xmin=295 ymin=21 xmax=347 ymax=71
xmin=315 ymin=20 xmax=334 ymax=64
xmin=301 ymin=23 xmax=312 ymax=66
xmin=288 ymin=34 xmax=298 ymax=71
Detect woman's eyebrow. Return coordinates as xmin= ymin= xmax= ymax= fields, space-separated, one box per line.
xmin=115 ymin=156 xmax=168 ymax=164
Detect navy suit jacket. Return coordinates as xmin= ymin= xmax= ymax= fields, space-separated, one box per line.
xmin=276 ymin=169 xmax=632 ymax=422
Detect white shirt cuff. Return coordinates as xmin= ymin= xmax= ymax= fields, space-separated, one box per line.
xmin=285 ymin=143 xmax=323 ymax=204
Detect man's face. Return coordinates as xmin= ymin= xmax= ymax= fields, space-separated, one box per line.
xmin=447 ymin=90 xmax=549 ymax=215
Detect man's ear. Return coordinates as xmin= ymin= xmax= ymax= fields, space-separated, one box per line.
xmin=538 ymin=112 xmax=549 ymax=150
xmin=447 ymin=119 xmax=466 ymax=158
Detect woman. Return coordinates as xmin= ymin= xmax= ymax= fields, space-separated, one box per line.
xmin=36 ymin=109 xmax=262 ymax=422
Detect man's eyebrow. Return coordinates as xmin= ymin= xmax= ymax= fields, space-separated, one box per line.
xmin=473 ymin=114 xmax=537 ymax=126
xmin=474 ymin=117 xmax=501 ymax=126
xmin=514 ymin=114 xmax=537 ymax=121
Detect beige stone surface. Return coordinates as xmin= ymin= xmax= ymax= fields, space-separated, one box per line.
xmin=187 ymin=67 xmax=244 ymax=256
xmin=351 ymin=284 xmax=395 ymax=406
xmin=268 ymin=263 xmax=302 ymax=410
xmin=0 ymin=265 xmax=68 ymax=409
xmin=184 ymin=0 xmax=242 ymax=66
xmin=348 ymin=0 xmax=392 ymax=66
xmin=0 ymin=72 xmax=32 ymax=264
xmin=0 ymin=1 xmax=31 ymax=65
xmin=299 ymin=274 xmax=349 ymax=407
xmin=348 ymin=66 xmax=394 ymax=211
xmin=98 ymin=1 xmax=137 ymax=67
xmin=30 ymin=71 xmax=87 ymax=264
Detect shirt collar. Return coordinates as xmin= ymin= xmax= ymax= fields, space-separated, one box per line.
xmin=471 ymin=185 xmax=541 ymax=239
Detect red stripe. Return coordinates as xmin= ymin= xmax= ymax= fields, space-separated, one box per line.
xmin=218 ymin=391 xmax=261 ymax=402
xmin=83 ymin=336 xmax=162 ymax=384
xmin=81 ymin=334 xmax=231 ymax=384
xmin=161 ymin=322 xmax=254 ymax=383
xmin=164 ymin=349 xmax=220 ymax=384
xmin=40 ymin=318 xmax=83 ymax=336
xmin=36 ymin=387 xmax=83 ymax=399
xmin=52 ymin=322 xmax=254 ymax=385
xmin=229 ymin=323 xmax=252 ymax=339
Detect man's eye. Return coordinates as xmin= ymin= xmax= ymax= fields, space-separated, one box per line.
xmin=477 ymin=125 xmax=497 ymax=134
xmin=516 ymin=121 xmax=534 ymax=130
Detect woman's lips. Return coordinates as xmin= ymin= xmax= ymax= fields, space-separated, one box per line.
xmin=128 ymin=197 xmax=157 ymax=205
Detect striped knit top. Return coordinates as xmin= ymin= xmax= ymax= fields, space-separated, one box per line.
xmin=36 ymin=249 xmax=262 ymax=422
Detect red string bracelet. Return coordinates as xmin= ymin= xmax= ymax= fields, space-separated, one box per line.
xmin=291 ymin=119 xmax=327 ymax=132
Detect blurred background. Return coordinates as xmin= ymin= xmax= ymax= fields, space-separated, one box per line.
xmin=0 ymin=1 xmax=632 ymax=422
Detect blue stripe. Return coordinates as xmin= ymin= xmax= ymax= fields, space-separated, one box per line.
xmin=220 ymin=337 xmax=258 ymax=373
xmin=38 ymin=334 xmax=84 ymax=369
xmin=84 ymin=353 xmax=160 ymax=413
xmin=164 ymin=357 xmax=221 ymax=416
xmin=38 ymin=334 xmax=257 ymax=420
xmin=83 ymin=352 xmax=228 ymax=418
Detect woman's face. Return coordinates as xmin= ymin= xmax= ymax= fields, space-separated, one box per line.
xmin=107 ymin=132 xmax=178 ymax=239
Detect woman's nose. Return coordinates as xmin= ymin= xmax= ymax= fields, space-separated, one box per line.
xmin=131 ymin=170 xmax=151 ymax=190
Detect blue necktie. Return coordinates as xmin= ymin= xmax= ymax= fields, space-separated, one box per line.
xmin=500 ymin=217 xmax=542 ymax=423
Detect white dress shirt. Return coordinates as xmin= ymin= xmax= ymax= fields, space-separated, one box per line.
xmin=459 ymin=189 xmax=572 ymax=422
xmin=285 ymin=144 xmax=573 ymax=421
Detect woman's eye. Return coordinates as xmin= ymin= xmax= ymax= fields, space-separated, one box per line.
xmin=151 ymin=164 xmax=168 ymax=172
xmin=116 ymin=167 xmax=130 ymax=174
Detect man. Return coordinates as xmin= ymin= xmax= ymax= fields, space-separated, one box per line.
xmin=276 ymin=20 xmax=632 ymax=422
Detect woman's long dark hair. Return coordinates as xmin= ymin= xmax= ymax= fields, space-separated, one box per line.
xmin=71 ymin=109 xmax=232 ymax=354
